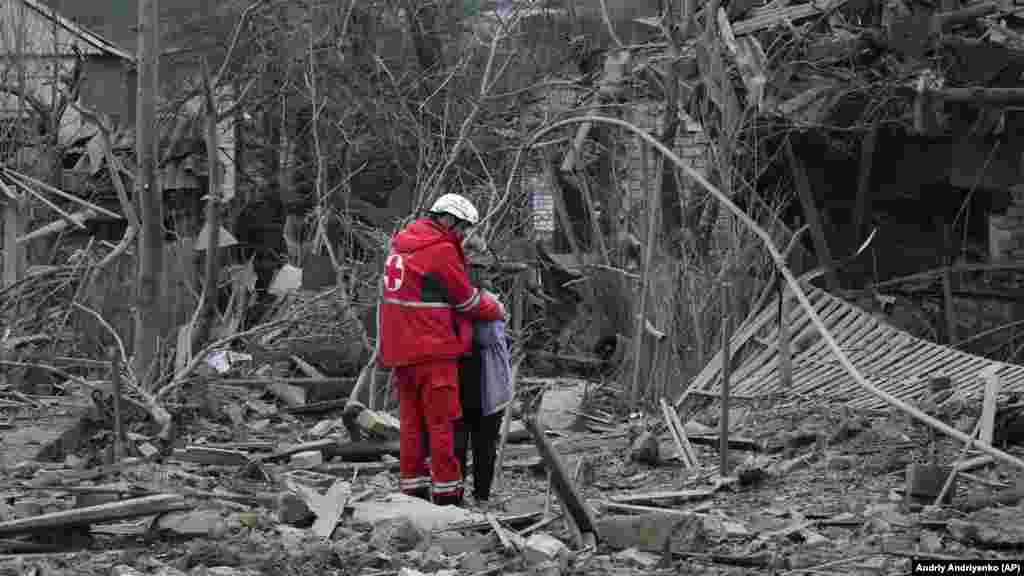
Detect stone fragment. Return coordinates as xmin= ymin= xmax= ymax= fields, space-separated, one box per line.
xmin=289 ymin=450 xmax=324 ymax=469
xmin=523 ymin=533 xmax=569 ymax=572
xmin=629 ymin=432 xmax=660 ymax=466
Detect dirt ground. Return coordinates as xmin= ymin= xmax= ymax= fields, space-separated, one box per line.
xmin=0 ymin=379 xmax=1021 ymax=576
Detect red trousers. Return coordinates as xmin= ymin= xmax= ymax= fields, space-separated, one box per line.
xmin=396 ymin=359 xmax=463 ymax=502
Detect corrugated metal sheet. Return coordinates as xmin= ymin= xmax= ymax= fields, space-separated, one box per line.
xmin=685 ymin=285 xmax=1024 ymax=409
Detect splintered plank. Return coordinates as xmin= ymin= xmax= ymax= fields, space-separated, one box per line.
xmin=758 ymin=307 xmax=872 ymax=390
xmin=684 ymin=287 xmax=831 ymax=402
xmin=660 ymin=398 xmax=698 ymax=468
xmin=0 ymin=494 xmax=190 ymax=536
xmin=607 ymin=490 xmax=715 ymax=506
xmin=763 ymin=322 xmax=889 ymax=396
xmin=523 ymin=417 xmax=598 ymax=539
xmin=728 ymin=297 xmax=840 ymax=385
xmin=678 ymin=301 xmax=781 ymax=404
xmin=786 ymin=321 xmax=904 ymax=395
xmin=795 ymin=326 xmax=909 ymax=397
xmin=727 ymin=301 xmax=849 ymax=394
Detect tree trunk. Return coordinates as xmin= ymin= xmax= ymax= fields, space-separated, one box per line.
xmin=195 ymin=64 xmax=222 ymax=349
xmin=134 ymin=0 xmax=163 ymax=389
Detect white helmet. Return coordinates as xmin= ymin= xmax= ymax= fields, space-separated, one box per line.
xmin=429 ymin=193 xmax=479 ymax=225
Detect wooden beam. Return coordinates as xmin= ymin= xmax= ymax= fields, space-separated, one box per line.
xmin=778 ymin=285 xmax=793 ymax=390
xmin=0 ymin=494 xmax=189 ymax=536
xmin=851 ymin=262 xmax=1024 ymax=293
xmin=720 ymin=284 xmax=733 ymax=478
xmin=17 ymin=209 xmax=97 ymax=245
xmin=135 ymin=0 xmax=164 ymax=389
xmin=524 ymin=416 xmax=598 ymax=541
xmin=942 ymin=268 xmax=958 ymax=345
xmin=784 ymin=139 xmax=839 ymax=291
xmin=934 ymin=87 xmax=1024 ymax=106
xmin=852 ymin=124 xmax=877 ymax=246
xmin=979 ymin=365 xmax=1001 ymax=446
xmin=2 ymin=198 xmax=21 ymax=288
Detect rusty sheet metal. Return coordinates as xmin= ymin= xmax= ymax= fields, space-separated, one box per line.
xmin=694 ymin=286 xmax=1024 ymax=409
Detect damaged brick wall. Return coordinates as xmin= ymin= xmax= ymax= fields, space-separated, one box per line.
xmin=525 ymin=96 xmax=709 ymax=247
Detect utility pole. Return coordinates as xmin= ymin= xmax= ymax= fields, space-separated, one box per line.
xmin=135 ymin=0 xmax=163 ymax=389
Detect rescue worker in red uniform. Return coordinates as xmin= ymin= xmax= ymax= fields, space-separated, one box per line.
xmin=379 ymin=193 xmax=505 ymax=506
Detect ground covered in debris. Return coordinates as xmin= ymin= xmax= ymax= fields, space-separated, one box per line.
xmin=0 ymin=378 xmax=1022 ymax=576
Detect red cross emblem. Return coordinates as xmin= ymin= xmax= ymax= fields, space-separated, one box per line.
xmin=383 ymin=254 xmax=404 ymax=292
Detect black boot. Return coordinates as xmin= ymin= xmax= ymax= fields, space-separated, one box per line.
xmin=404 ymin=487 xmax=431 ymax=502
xmin=433 ymin=492 xmax=464 ymax=507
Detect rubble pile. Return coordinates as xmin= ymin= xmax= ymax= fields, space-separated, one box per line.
xmin=0 ymin=369 xmax=1019 ymax=576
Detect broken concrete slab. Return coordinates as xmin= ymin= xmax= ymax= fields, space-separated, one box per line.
xmin=434 ymin=531 xmax=494 ymax=555
xmin=920 ymin=530 xmax=944 ymax=553
xmin=156 ymin=510 xmax=229 ymax=538
xmin=420 ymin=544 xmax=447 ymax=570
xmin=948 ymin=506 xmax=1024 ymax=547
xmin=595 ymin=512 xmax=707 ymax=553
xmin=111 ymin=567 xmax=146 ymax=576
xmin=369 ymin=517 xmax=428 ymax=552
xmin=523 ymin=533 xmax=569 ymax=571
xmin=293 ymin=479 xmax=351 ymax=538
xmin=352 ymin=493 xmax=486 ymax=533
xmin=460 ymin=550 xmax=488 ymax=572
xmin=614 ymin=547 xmax=660 ymax=569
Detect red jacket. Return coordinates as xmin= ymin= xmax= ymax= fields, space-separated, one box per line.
xmin=379 ymin=218 xmax=503 ymax=368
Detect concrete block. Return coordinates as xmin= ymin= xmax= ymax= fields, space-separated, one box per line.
xmin=156 ymin=510 xmax=228 ymax=538
xmin=905 ymin=464 xmax=954 ymax=506
xmin=523 ymin=533 xmax=570 ymax=571
xmin=138 ymin=442 xmax=160 ymax=459
xmin=289 ymin=450 xmax=324 ymax=469
xmin=630 ymin=431 xmax=660 ymax=465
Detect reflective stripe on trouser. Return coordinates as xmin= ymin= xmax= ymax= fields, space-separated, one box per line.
xmin=399 ymin=476 xmax=431 ymax=493
xmin=431 ymin=479 xmax=463 ymax=497
xmin=396 ymin=359 xmax=463 ymax=501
